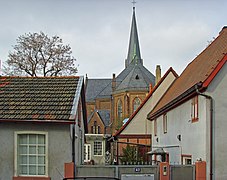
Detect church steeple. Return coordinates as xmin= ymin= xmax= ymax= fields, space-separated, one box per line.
xmin=125 ymin=7 xmax=142 ymax=68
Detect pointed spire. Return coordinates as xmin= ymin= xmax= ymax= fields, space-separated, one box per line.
xmin=125 ymin=6 xmax=142 ymax=68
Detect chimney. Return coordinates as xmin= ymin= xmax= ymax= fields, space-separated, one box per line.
xmin=149 ymin=83 xmax=153 ymax=93
xmin=112 ymin=73 xmax=116 ymax=91
xmin=85 ymin=74 xmax=88 ymax=89
xmin=155 ymin=65 xmax=161 ymax=85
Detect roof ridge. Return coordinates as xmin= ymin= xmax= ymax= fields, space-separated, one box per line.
xmin=0 ymin=76 xmax=80 ymax=79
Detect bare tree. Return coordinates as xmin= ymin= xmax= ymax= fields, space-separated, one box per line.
xmin=4 ymin=32 xmax=77 ymax=76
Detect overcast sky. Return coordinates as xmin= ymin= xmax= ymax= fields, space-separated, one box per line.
xmin=0 ymin=0 xmax=226 ymax=78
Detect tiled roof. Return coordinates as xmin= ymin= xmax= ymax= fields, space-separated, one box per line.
xmin=97 ymin=109 xmax=111 ymax=127
xmin=88 ymin=109 xmax=110 ymax=127
xmin=0 ymin=76 xmax=81 ymax=122
xmin=148 ymin=27 xmax=227 ymax=119
xmin=85 ymin=79 xmax=112 ymax=102
xmin=114 ymin=63 xmax=155 ymax=93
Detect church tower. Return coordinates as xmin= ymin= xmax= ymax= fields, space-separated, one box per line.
xmin=85 ymin=6 xmax=156 ymax=164
xmin=111 ymin=7 xmax=155 ymax=133
xmin=125 ymin=7 xmax=142 ymax=68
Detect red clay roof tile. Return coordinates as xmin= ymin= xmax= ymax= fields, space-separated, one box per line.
xmin=148 ymin=27 xmax=227 ymax=119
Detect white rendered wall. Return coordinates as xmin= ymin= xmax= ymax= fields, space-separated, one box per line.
xmin=206 ymin=63 xmax=227 ymax=179
xmin=152 ymin=96 xmax=208 ymax=165
xmin=123 ymin=72 xmax=177 ymax=135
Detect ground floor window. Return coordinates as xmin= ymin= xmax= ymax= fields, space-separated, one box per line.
xmin=15 ymin=132 xmax=48 ymax=176
xmin=94 ymin=141 xmax=103 ymax=156
xmin=182 ymin=154 xmax=192 ymax=165
xmin=84 ymin=144 xmax=91 ymax=162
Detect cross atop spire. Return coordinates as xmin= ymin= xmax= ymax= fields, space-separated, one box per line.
xmin=132 ymin=0 xmax=136 ymax=8
xmin=125 ymin=4 xmax=142 ymax=68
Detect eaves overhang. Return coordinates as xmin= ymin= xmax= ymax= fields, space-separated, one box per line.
xmin=0 ymin=119 xmax=75 ymax=124
xmin=147 ymin=82 xmax=205 ymax=121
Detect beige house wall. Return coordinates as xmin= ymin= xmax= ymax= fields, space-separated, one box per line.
xmin=122 ymin=72 xmax=177 ymax=135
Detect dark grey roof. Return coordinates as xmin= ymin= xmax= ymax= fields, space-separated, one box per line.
xmin=97 ymin=110 xmax=110 ymax=127
xmin=114 ymin=63 xmax=155 ymax=93
xmin=85 ymin=7 xmax=155 ymax=101
xmin=85 ymin=79 xmax=112 ymax=102
xmin=88 ymin=109 xmax=110 ymax=127
xmin=125 ymin=7 xmax=142 ymax=68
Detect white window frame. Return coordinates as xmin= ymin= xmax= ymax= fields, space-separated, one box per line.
xmin=163 ymin=113 xmax=167 ymax=134
xmin=191 ymin=96 xmax=199 ymax=122
xmin=93 ymin=141 xmax=103 ymax=156
xmin=154 ymin=119 xmax=157 ymax=136
xmin=84 ymin=144 xmax=91 ymax=162
xmin=182 ymin=155 xmax=192 ymax=165
xmin=14 ymin=131 xmax=48 ymax=177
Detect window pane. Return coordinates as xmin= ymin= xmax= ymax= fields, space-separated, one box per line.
xmin=29 ymin=146 xmax=36 ymax=154
xmin=19 ymin=145 xmax=27 ymax=154
xmin=38 ymin=156 xmax=45 ymax=164
xmin=29 ymin=135 xmax=36 ymax=144
xmin=19 ymin=155 xmax=27 ymax=164
xmin=38 ymin=166 xmax=45 ymax=175
xmin=38 ymin=135 xmax=45 ymax=144
xmin=38 ymin=146 xmax=45 ymax=154
xmin=133 ymin=98 xmax=141 ymax=112
xmin=19 ymin=165 xmax=27 ymax=174
xmin=29 ymin=155 xmax=37 ymax=164
xmin=19 ymin=135 xmax=27 ymax=144
xmin=29 ymin=165 xmax=36 ymax=175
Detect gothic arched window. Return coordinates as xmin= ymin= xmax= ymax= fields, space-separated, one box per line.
xmin=133 ymin=97 xmax=141 ymax=112
xmin=117 ymin=99 xmax=123 ymax=119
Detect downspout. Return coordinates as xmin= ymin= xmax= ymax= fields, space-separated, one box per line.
xmin=72 ymin=123 xmax=76 ymax=164
xmin=196 ymin=85 xmax=213 ymax=180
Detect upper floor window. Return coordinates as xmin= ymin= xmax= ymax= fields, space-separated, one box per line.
xmin=163 ymin=113 xmax=167 ymax=134
xmin=154 ymin=119 xmax=157 ymax=136
xmin=91 ymin=121 xmax=100 ymax=134
xmin=191 ymin=96 xmax=198 ymax=122
xmin=133 ymin=97 xmax=141 ymax=112
xmin=117 ymin=99 xmax=123 ymax=119
xmin=15 ymin=132 xmax=48 ymax=176
xmin=94 ymin=141 xmax=103 ymax=156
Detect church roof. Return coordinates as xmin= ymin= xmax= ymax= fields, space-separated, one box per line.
xmin=114 ymin=63 xmax=155 ymax=93
xmin=125 ymin=7 xmax=142 ymax=67
xmin=85 ymin=7 xmax=155 ymax=101
xmin=85 ymin=79 xmax=112 ymax=102
xmin=113 ymin=7 xmax=155 ymax=93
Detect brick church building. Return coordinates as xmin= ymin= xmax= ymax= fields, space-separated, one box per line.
xmin=84 ymin=7 xmax=157 ymax=164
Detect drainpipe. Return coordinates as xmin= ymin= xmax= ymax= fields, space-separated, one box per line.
xmin=196 ymin=85 xmax=213 ymax=180
xmin=72 ymin=123 xmax=75 ymax=163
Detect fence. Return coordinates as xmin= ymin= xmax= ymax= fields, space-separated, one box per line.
xmin=64 ymin=161 xmax=206 ymax=180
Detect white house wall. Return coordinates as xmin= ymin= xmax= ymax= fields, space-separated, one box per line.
xmin=206 ymin=63 xmax=227 ymax=179
xmin=152 ymin=96 xmax=208 ymax=165
xmin=123 ymin=72 xmax=177 ymax=135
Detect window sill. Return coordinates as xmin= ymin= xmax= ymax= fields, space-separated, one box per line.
xmin=13 ymin=176 xmax=51 ymax=180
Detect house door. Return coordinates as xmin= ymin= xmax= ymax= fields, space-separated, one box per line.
xmin=84 ymin=144 xmax=91 ymax=162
